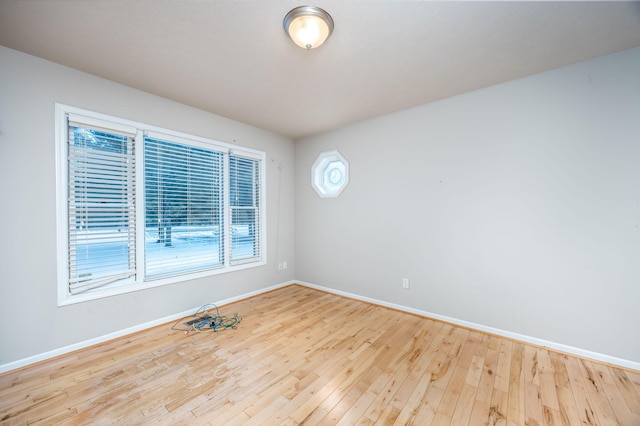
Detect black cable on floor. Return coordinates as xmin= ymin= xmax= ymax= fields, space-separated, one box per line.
xmin=171 ymin=303 xmax=242 ymax=334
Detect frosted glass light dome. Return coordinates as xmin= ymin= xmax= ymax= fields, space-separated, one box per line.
xmin=284 ymin=6 xmax=334 ymax=50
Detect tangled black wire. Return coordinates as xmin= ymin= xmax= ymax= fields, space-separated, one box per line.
xmin=172 ymin=303 xmax=242 ymax=334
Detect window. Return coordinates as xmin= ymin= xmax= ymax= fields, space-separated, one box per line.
xmin=143 ymin=135 xmax=225 ymax=279
xmin=56 ymin=105 xmax=265 ymax=305
xmin=65 ymin=115 xmax=138 ymax=295
xmin=311 ymin=150 xmax=349 ymax=197
xmin=230 ymin=155 xmax=262 ymax=263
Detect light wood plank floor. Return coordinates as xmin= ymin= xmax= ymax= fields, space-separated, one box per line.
xmin=1 ymin=285 xmax=639 ymax=425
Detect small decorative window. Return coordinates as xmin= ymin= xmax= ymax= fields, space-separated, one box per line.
xmin=311 ymin=150 xmax=349 ymax=198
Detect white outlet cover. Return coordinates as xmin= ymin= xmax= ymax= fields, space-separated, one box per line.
xmin=311 ymin=150 xmax=349 ymax=198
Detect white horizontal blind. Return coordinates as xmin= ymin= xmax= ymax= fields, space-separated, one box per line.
xmin=229 ymin=153 xmax=262 ymax=264
xmin=144 ymin=136 xmax=225 ymax=279
xmin=67 ymin=116 xmax=137 ymax=294
xmin=58 ymin=105 xmax=267 ymax=304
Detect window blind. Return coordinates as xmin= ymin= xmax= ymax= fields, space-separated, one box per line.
xmin=67 ymin=116 xmax=137 ymax=294
xmin=58 ymin=105 xmax=266 ymax=303
xmin=144 ymin=136 xmax=225 ymax=279
xmin=229 ymin=154 xmax=262 ymax=264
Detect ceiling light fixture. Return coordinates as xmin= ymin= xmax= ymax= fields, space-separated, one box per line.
xmin=283 ymin=6 xmax=334 ymax=50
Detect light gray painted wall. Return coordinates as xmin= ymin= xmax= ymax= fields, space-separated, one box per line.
xmin=0 ymin=47 xmax=296 ymax=365
xmin=295 ymin=47 xmax=640 ymax=363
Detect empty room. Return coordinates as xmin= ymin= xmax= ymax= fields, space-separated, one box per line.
xmin=1 ymin=1 xmax=639 ymax=424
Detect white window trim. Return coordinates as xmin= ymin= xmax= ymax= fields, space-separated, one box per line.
xmin=55 ymin=104 xmax=266 ymax=306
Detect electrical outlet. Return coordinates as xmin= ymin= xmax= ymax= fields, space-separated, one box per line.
xmin=278 ymin=261 xmax=288 ymax=271
xmin=402 ymin=278 xmax=410 ymax=289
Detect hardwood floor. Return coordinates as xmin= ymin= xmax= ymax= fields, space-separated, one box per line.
xmin=1 ymin=285 xmax=639 ymax=425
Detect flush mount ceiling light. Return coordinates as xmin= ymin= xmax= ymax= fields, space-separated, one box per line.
xmin=283 ymin=6 xmax=334 ymax=50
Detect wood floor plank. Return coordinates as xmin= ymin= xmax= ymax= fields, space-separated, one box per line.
xmin=537 ymin=348 xmax=560 ymax=411
xmin=372 ymin=320 xmax=444 ymax=419
xmin=550 ymin=351 xmax=587 ymax=425
xmin=507 ymin=342 xmax=526 ymax=425
xmin=566 ymin=354 xmax=604 ymax=425
xmin=488 ymin=389 xmax=509 ymax=426
xmin=412 ymin=380 xmax=446 ymax=424
xmin=536 ymin=348 xmax=565 ymax=426
xmin=591 ymin=362 xmax=640 ymax=425
xmin=578 ymin=359 xmax=620 ymax=426
xmin=1 ymin=284 xmax=638 ymax=425
xmin=613 ymin=368 xmax=640 ymax=416
xmin=383 ymin=324 xmax=448 ymax=424
xmin=450 ymin=334 xmax=490 ymax=425
xmin=467 ymin=342 xmax=499 ymax=425
xmin=433 ymin=349 xmax=468 ymax=419
xmin=523 ymin=344 xmax=544 ymax=426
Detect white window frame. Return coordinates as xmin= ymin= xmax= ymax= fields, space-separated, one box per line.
xmin=55 ymin=104 xmax=266 ymax=306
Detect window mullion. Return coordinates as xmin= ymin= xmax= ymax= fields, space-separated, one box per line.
xmin=135 ymin=129 xmax=145 ymax=283
xmin=223 ymin=152 xmax=231 ymax=267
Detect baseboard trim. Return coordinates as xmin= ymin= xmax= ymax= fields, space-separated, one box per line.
xmin=0 ymin=280 xmax=295 ymax=374
xmin=3 ymin=279 xmax=637 ymax=374
xmin=296 ymin=280 xmax=640 ymax=372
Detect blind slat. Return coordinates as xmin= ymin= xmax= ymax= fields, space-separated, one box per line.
xmin=229 ymin=155 xmax=261 ymax=263
xmin=62 ymin=109 xmax=263 ymax=299
xmin=67 ymin=118 xmax=136 ymax=294
xmin=144 ymin=136 xmax=225 ymax=279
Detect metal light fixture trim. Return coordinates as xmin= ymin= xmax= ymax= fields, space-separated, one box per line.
xmin=284 ymin=6 xmax=334 ymax=50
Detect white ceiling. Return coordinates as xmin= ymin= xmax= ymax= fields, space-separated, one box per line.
xmin=1 ymin=1 xmax=640 ymax=139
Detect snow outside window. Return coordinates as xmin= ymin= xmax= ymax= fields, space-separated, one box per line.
xmin=56 ymin=105 xmax=265 ymax=305
xmin=144 ymin=136 xmax=225 ymax=279
xmin=65 ymin=115 xmax=137 ymax=295
xmin=230 ymin=154 xmax=262 ymax=264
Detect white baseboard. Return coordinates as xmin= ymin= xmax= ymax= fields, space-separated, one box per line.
xmin=0 ymin=280 xmax=294 ymax=374
xmin=2 ymin=279 xmax=637 ymax=374
xmin=297 ymin=280 xmax=640 ymax=372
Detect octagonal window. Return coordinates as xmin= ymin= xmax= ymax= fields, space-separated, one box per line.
xmin=311 ymin=150 xmax=349 ymax=198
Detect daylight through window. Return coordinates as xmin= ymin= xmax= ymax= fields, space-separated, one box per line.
xmin=57 ymin=106 xmax=265 ymax=304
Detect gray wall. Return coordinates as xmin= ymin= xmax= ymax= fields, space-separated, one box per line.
xmin=0 ymin=46 xmax=296 ymax=365
xmin=295 ymin=48 xmax=640 ymax=364
xmin=2 ymin=44 xmax=639 ymax=368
